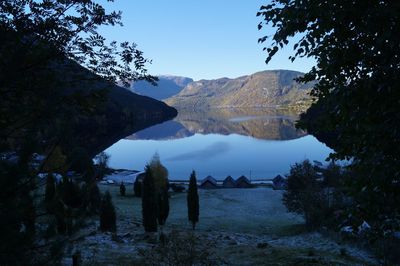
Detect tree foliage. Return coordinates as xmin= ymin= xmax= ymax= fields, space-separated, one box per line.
xmin=187 ymin=171 xmax=199 ymax=230
xmin=148 ymin=153 xmax=170 ymax=229
xmin=149 ymin=152 xmax=169 ymax=193
xmin=258 ymin=0 xmax=400 ymax=233
xmin=283 ymin=160 xmax=324 ymax=228
xmin=69 ymin=147 xmax=94 ymax=177
xmin=0 ymin=0 xmax=156 ymax=263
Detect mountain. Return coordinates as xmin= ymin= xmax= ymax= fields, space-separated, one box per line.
xmin=165 ymin=70 xmax=312 ymax=109
xmin=128 ymin=75 xmax=193 ymax=100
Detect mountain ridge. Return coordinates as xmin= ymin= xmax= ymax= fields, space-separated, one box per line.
xmin=164 ymin=70 xmax=313 ymax=109
xmin=127 ymin=75 xmax=193 ymax=100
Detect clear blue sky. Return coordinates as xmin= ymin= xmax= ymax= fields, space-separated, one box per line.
xmin=99 ymin=0 xmax=315 ymax=81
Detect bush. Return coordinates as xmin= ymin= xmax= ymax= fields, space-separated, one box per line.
xmin=86 ymin=182 xmax=102 ymax=214
xmin=99 ymin=191 xmax=116 ymax=232
xmin=138 ymin=231 xmax=220 ymax=265
xmin=283 ymin=160 xmax=325 ymax=229
xmin=120 ymin=182 xmax=126 ymax=197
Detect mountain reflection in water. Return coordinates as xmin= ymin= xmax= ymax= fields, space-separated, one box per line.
xmin=167 ymin=141 xmax=230 ymax=161
xmin=126 ymin=108 xmax=306 ymax=141
xmin=104 ymin=108 xmax=332 ymax=180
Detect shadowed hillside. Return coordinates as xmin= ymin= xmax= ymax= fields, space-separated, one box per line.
xmin=58 ymin=62 xmax=178 ymax=156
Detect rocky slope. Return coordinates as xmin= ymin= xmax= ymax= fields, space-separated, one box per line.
xmin=165 ymin=70 xmax=313 ymax=109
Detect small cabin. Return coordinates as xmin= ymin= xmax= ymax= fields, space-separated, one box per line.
xmin=170 ymin=183 xmax=185 ymax=193
xmin=272 ymin=175 xmax=287 ymax=190
xmin=236 ymin=175 xmax=252 ymax=188
xmin=199 ymin=175 xmax=218 ymax=189
xmin=222 ymin=175 xmax=236 ymax=188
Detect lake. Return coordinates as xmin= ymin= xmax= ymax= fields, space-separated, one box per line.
xmin=104 ymin=108 xmax=333 ymax=180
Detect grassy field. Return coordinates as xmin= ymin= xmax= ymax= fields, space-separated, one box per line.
xmin=63 ymin=185 xmax=376 ymax=265
xmin=101 ymin=185 xmax=303 ymax=235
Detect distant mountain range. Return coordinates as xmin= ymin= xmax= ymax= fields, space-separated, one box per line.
xmin=128 ymin=75 xmax=193 ymax=100
xmin=164 ymin=70 xmax=313 ymax=109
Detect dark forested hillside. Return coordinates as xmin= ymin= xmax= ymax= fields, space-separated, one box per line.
xmin=52 ymin=61 xmax=178 ymax=156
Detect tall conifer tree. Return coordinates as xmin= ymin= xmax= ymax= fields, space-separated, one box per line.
xmin=187 ymin=171 xmax=199 ymax=230
xmin=142 ymin=165 xmax=157 ymax=232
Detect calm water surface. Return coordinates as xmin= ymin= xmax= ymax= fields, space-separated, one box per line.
xmin=104 ymin=109 xmax=332 ymax=180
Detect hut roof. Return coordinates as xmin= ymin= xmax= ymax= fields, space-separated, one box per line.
xmin=273 ymin=175 xmax=285 ymax=183
xmin=236 ymin=175 xmax=251 ymax=184
xmin=223 ymin=175 xmax=235 ymax=182
xmin=201 ymin=175 xmax=217 ymax=186
xmin=222 ymin=175 xmax=236 ymax=187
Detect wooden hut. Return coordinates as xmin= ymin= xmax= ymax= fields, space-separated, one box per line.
xmin=199 ymin=175 xmax=218 ymax=189
xmin=272 ymin=175 xmax=287 ymax=190
xmin=222 ymin=175 xmax=236 ymax=188
xmin=236 ymin=175 xmax=252 ymax=188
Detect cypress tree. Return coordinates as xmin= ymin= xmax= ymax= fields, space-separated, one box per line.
xmin=99 ymin=191 xmax=116 ymax=232
xmin=120 ymin=182 xmax=126 ymax=197
xmin=157 ymin=187 xmax=169 ymax=227
xmin=142 ymin=165 xmax=157 ymax=232
xmin=187 ymin=170 xmax=199 ymax=230
xmin=134 ymin=178 xmax=142 ymax=197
